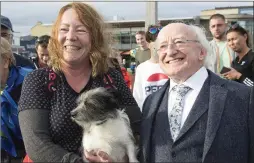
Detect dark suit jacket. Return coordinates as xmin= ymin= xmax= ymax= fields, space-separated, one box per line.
xmin=140 ymin=70 xmax=254 ymax=163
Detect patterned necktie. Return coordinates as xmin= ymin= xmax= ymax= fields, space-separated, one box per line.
xmin=169 ymin=84 xmax=191 ymax=141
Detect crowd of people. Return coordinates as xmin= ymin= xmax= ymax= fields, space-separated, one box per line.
xmin=1 ymin=2 xmax=253 ymax=163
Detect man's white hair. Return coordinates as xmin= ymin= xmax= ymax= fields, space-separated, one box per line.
xmin=189 ymin=24 xmax=216 ymax=72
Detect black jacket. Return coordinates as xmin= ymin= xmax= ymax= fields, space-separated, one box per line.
xmin=14 ymin=53 xmax=35 ymax=69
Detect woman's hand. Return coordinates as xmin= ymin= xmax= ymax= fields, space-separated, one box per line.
xmin=85 ymin=150 xmax=112 ymax=163
xmin=85 ymin=150 xmax=129 ymax=163
xmin=222 ymin=68 xmax=242 ymax=80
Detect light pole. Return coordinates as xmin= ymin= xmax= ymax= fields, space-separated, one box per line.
xmin=145 ymin=1 xmax=158 ymax=30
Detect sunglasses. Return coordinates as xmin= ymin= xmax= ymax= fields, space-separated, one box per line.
xmin=36 ymin=39 xmax=49 ymax=44
xmin=149 ymin=27 xmax=163 ymax=34
xmin=230 ymin=23 xmax=239 ymax=29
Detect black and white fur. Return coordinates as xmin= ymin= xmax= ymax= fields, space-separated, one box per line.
xmin=71 ymin=87 xmax=138 ymax=162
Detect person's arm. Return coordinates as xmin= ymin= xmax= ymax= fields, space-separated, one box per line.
xmin=18 ymin=70 xmax=84 ymax=163
xmin=237 ymin=62 xmax=254 ymax=87
xmin=19 ymin=109 xmax=84 ymax=163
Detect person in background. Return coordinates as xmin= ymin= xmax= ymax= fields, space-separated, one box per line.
xmin=209 ymin=14 xmax=236 ymax=74
xmin=130 ymin=31 xmax=151 ymax=66
xmin=1 ymin=15 xmax=35 ymax=69
xmin=222 ymin=23 xmax=254 ymax=87
xmin=31 ymin=35 xmax=50 ymax=69
xmin=1 ymin=37 xmax=33 ymax=163
xmin=18 ymin=2 xmax=141 ymax=163
xmin=133 ymin=25 xmax=168 ymax=110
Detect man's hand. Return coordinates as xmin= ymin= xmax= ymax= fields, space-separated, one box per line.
xmin=222 ymin=68 xmax=242 ymax=80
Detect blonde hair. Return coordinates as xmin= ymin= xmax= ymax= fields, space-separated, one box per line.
xmin=48 ymin=2 xmax=111 ymax=77
xmin=1 ymin=37 xmax=16 ymax=66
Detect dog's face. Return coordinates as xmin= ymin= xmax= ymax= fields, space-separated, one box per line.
xmin=71 ymin=87 xmax=120 ymax=127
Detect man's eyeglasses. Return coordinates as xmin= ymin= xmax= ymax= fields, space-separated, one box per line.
xmin=149 ymin=27 xmax=163 ymax=34
xmin=157 ymin=38 xmax=199 ymax=53
xmin=1 ymin=32 xmax=13 ymax=38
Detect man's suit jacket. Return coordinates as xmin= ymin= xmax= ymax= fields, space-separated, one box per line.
xmin=140 ymin=70 xmax=254 ymax=163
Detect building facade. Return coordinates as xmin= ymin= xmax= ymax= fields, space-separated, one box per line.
xmin=29 ymin=5 xmax=253 ymax=54
xmin=19 ymin=35 xmax=37 ymax=58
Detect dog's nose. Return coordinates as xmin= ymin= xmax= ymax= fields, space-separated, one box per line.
xmin=70 ymin=111 xmax=77 ymax=118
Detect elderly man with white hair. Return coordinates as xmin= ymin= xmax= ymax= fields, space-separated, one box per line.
xmin=139 ymin=23 xmax=254 ymax=163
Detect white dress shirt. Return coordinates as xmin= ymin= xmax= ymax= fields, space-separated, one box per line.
xmin=168 ymin=67 xmax=208 ymax=128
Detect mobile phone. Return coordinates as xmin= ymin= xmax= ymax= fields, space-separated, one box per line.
xmin=220 ymin=67 xmax=231 ymax=74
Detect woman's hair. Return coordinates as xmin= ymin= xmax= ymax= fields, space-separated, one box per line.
xmin=35 ymin=35 xmax=51 ymax=50
xmin=1 ymin=37 xmax=16 ymax=66
xmin=226 ymin=23 xmax=252 ymax=48
xmin=145 ymin=25 xmax=161 ymax=43
xmin=48 ymin=2 xmax=111 ymax=77
xmin=108 ymin=48 xmax=121 ymax=67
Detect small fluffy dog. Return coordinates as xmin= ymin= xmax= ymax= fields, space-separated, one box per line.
xmin=71 ymin=87 xmax=138 ymax=162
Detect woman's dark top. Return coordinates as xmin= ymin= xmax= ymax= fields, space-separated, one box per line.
xmin=232 ymin=49 xmax=254 ymax=87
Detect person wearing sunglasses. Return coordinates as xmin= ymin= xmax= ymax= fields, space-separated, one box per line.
xmin=133 ymin=25 xmax=168 ymax=110
xmin=31 ymin=35 xmax=50 ymax=69
xmin=222 ymin=23 xmax=254 ymax=87
xmin=209 ymin=14 xmax=236 ymax=74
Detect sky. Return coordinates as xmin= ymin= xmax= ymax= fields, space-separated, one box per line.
xmin=1 ymin=1 xmax=253 ymax=37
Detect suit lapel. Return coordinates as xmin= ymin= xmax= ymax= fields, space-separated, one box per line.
xmin=202 ymin=72 xmax=228 ymax=162
xmin=141 ymin=80 xmax=170 ymax=162
xmin=175 ymin=78 xmax=210 ymax=141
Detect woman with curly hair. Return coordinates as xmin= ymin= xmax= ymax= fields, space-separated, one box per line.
xmin=18 ymin=2 xmax=141 ymax=163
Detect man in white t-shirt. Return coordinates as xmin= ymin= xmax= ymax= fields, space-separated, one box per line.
xmin=209 ymin=14 xmax=236 ymax=74
xmin=133 ymin=25 xmax=168 ymax=110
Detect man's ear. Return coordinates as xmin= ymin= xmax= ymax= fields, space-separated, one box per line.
xmin=199 ymin=47 xmax=207 ymax=61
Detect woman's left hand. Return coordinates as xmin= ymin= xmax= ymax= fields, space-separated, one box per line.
xmin=85 ymin=150 xmax=113 ymax=163
xmin=222 ymin=68 xmax=242 ymax=80
xmin=85 ymin=150 xmax=129 ymax=163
